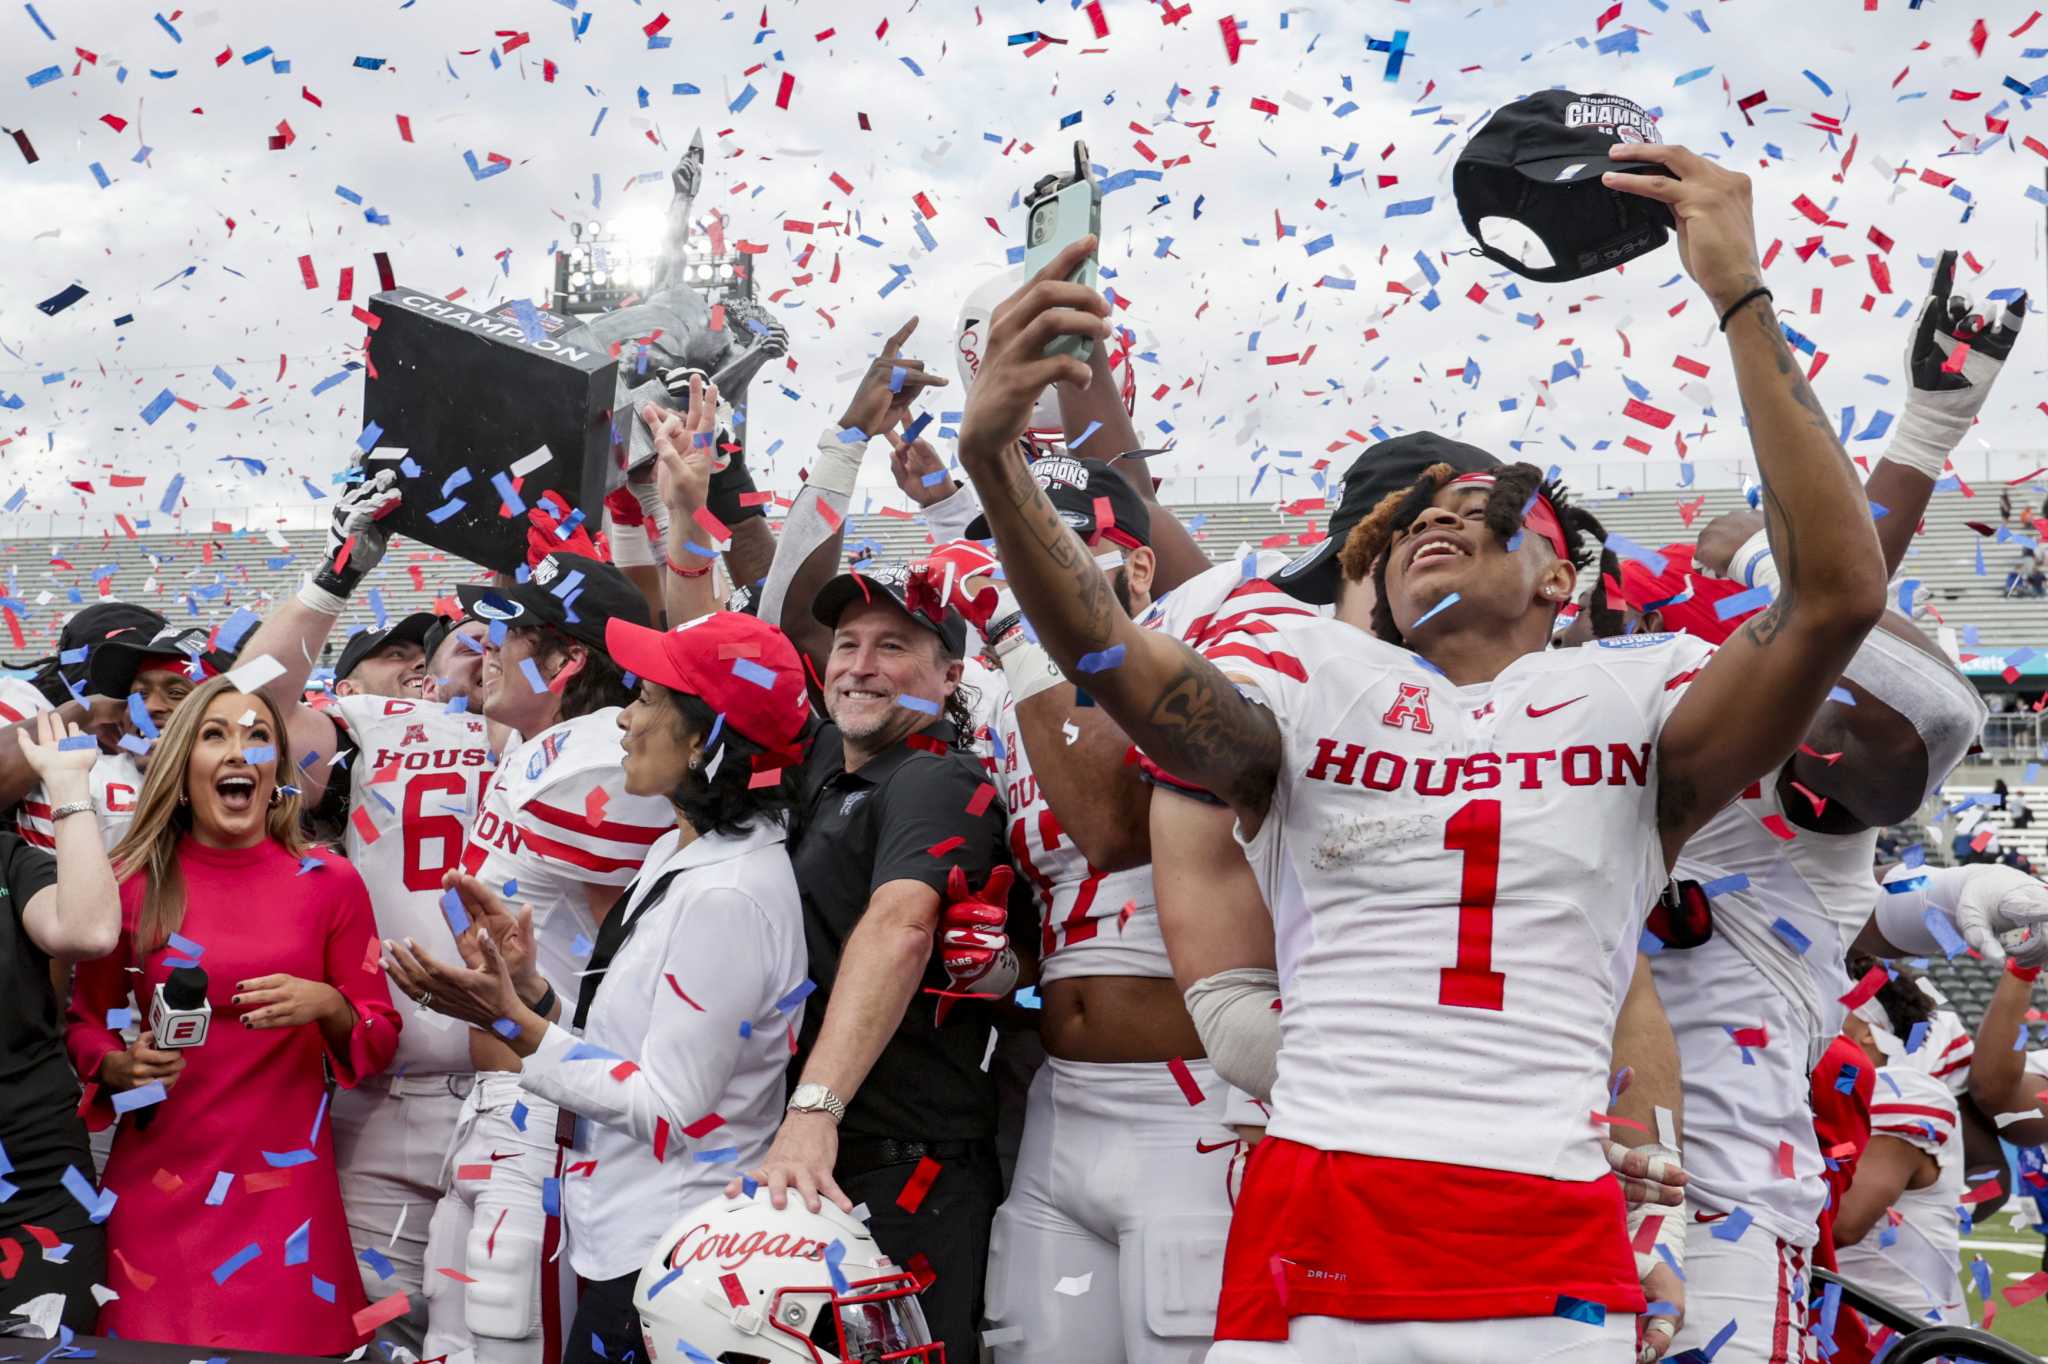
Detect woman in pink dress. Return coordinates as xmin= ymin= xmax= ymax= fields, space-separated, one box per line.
xmin=66 ymin=676 xmax=400 ymax=1353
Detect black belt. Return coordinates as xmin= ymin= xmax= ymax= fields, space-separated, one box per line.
xmin=837 ymin=1135 xmax=990 ymax=1177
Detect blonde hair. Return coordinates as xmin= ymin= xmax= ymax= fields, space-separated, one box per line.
xmin=109 ymin=677 xmax=309 ymax=953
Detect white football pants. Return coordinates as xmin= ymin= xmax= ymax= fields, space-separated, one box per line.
xmin=332 ymin=1073 xmax=471 ymax=1356
xmin=1669 ymin=1223 xmax=1812 ymax=1364
xmin=422 ymin=1074 xmax=571 ymax=1364
xmin=985 ymin=1056 xmax=1237 ymax=1363
xmin=1204 ymin=1312 xmax=1635 ymax=1362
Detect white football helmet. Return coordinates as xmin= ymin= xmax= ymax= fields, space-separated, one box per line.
xmin=953 ymin=268 xmax=1137 ymax=447
xmin=636 ymin=1193 xmax=941 ymax=1364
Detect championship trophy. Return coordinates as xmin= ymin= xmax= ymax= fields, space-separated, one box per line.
xmin=362 ymin=131 xmax=788 ymax=572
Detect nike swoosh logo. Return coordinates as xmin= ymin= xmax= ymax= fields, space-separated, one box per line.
xmin=1195 ymin=1138 xmax=1239 ymax=1154
xmin=1525 ymin=696 xmax=1587 ymax=718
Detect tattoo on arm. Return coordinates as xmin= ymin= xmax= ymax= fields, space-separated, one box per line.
xmin=1142 ymin=655 xmax=1281 ymax=815
xmin=999 ymin=454 xmax=1117 ymax=648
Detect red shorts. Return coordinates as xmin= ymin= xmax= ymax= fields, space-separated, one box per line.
xmin=1216 ymin=1136 xmax=1647 ymax=1341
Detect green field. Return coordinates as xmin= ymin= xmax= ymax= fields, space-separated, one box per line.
xmin=1951 ymin=1223 xmax=2048 ymax=1357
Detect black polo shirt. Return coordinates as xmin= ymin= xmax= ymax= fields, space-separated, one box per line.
xmin=0 ymin=830 xmax=88 ymax=1224
xmin=791 ymin=718 xmax=1027 ymax=1143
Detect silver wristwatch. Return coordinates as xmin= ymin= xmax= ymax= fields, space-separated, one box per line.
xmin=787 ymin=1082 xmax=846 ymax=1122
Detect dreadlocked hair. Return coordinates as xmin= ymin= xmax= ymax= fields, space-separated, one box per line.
xmin=1336 ymin=460 xmax=1624 ymax=646
xmin=1845 ymin=952 xmax=1939 ymax=1041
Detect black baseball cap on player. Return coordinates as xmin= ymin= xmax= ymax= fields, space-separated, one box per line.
xmin=335 ymin=612 xmax=441 ymax=683
xmin=813 ymin=562 xmax=971 ymax=659
xmin=82 ymin=623 xmax=236 ymax=699
xmin=1270 ymin=433 xmax=1501 ymax=605
xmin=1453 ymin=90 xmax=1676 ymax=283
xmin=963 ymin=455 xmax=1154 ymax=550
xmin=455 ymin=551 xmax=651 ymax=653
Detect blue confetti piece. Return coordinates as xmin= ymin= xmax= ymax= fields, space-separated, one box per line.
xmin=1769 ymin=918 xmax=1812 ymax=955
xmin=262 ymin=1149 xmax=317 ymax=1168
xmin=1410 ymin=591 xmax=1461 ymax=630
xmin=1922 ymin=906 xmax=1969 ymax=959
xmin=645 ymin=1266 xmax=686 ymax=1299
xmin=139 ymin=388 xmax=176 ymax=424
xmin=1708 ymin=1206 xmax=1753 ymax=1241
xmin=492 ymin=1017 xmax=521 ymax=1039
xmin=894 ymin=693 xmax=940 ymax=716
xmin=1603 ymin=534 xmax=1667 ymax=575
xmin=776 ymin=979 xmax=817 ymax=1013
xmin=111 ymin=1080 xmax=167 ymax=1114
xmin=241 ymin=745 xmax=276 ymax=766
xmin=1554 ymin=1294 xmax=1607 ymax=1325
xmin=692 ymin=1147 xmax=740 ymax=1164
xmin=731 ymin=657 xmax=778 ymax=689
xmin=520 ymin=658 xmax=550 ymax=694
xmin=26 ymin=64 xmax=61 ymax=87
xmin=441 ymin=888 xmax=471 ymax=937
xmin=824 ymin=1239 xmax=849 ymax=1293
xmin=359 ymin=1245 xmax=396 ymax=1279
xmin=284 ymin=1219 xmax=311 ymax=1266
xmin=1905 ymin=1020 xmax=1929 ymax=1054
xmin=311 ymin=1274 xmax=336 ymax=1303
xmin=1699 ymin=874 xmax=1750 ymax=898
xmin=205 ymin=1171 xmax=234 ymax=1205
xmin=63 ymin=1165 xmax=113 ymax=1222
xmin=1714 ymin=586 xmax=1772 ymax=620
xmin=541 ymin=1177 xmax=561 ymax=1217
xmin=1384 ymin=196 xmax=1434 ymax=217
xmin=1076 ymin=645 xmax=1126 ymax=673
xmin=212 ymin=1242 xmax=262 ymax=1285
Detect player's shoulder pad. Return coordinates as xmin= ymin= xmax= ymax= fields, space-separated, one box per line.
xmin=1874 ymin=1062 xmax=1957 ymax=1111
xmin=506 ymin=707 xmax=632 ymax=805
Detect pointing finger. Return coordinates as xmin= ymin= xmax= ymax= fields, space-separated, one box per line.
xmin=881 ymin=315 xmax=920 ymax=359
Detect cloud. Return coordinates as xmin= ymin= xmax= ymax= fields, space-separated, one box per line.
xmin=3 ymin=0 xmax=2044 ymax=534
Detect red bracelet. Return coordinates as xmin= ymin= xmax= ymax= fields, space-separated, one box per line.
xmin=666 ymin=554 xmax=713 ymax=579
xmin=2009 ymin=960 xmax=2041 ymax=983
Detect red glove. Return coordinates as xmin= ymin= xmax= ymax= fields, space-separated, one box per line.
xmin=525 ymin=491 xmax=607 ymax=566
xmin=908 ymin=540 xmax=1003 ymax=636
xmin=604 ymin=484 xmax=648 ymax=528
xmin=936 ymin=865 xmax=1019 ymax=1024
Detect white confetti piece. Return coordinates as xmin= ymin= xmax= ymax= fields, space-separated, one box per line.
xmin=1054 ymin=1273 xmax=1093 ymax=1297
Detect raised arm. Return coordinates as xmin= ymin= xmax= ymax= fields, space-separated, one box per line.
xmin=641 ymin=375 xmax=725 ymax=628
xmin=16 ymin=712 xmax=120 ymax=961
xmin=1056 ymin=341 xmax=1211 ymax=594
xmin=1603 ymin=145 xmax=1887 ymax=860
xmin=1965 ymin=963 xmax=2048 ymax=1146
xmin=954 ymin=238 xmax=1281 ymax=825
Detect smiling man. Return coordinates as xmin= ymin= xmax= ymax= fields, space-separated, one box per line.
xmin=739 ymin=563 xmax=1027 ymax=1364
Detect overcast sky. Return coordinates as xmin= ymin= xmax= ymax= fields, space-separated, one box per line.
xmin=5 ymin=0 xmax=2048 ymax=535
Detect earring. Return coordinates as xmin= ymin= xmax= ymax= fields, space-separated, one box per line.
xmin=177 ymin=792 xmax=189 ymax=806
xmin=268 ymin=787 xmax=284 ymax=808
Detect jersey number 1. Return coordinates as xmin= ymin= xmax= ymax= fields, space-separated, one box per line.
xmin=1441 ymin=799 xmax=1506 ymax=1011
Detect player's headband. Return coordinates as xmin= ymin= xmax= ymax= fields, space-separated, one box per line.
xmin=1447 ymin=472 xmax=1570 ymax=562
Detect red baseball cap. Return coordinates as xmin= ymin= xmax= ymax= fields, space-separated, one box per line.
xmin=1616 ymin=543 xmax=1761 ymax=646
xmin=604 ymin=612 xmax=811 ymax=758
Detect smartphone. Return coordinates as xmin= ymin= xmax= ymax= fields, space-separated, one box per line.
xmin=1022 ymin=140 xmax=1102 ymax=364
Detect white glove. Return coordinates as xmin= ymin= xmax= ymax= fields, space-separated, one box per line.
xmin=1882 ymin=249 xmax=2026 ymax=478
xmin=312 ymin=468 xmax=402 ymax=597
xmin=1958 ymin=864 xmax=2048 ymax=967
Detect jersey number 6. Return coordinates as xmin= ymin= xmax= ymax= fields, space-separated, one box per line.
xmin=1441 ymin=799 xmax=1506 ymax=1011
xmin=402 ymin=772 xmax=473 ymax=893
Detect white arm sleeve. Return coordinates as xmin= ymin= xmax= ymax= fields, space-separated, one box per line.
xmin=1871 ymin=864 xmax=1975 ymax=956
xmin=756 ymin=428 xmax=867 ymax=628
xmin=1183 ymin=967 xmax=1281 ymax=1102
xmin=922 ymin=482 xmax=984 ymax=543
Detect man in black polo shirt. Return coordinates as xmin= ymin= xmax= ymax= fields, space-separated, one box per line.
xmin=741 ymin=564 xmax=1027 ymax=1362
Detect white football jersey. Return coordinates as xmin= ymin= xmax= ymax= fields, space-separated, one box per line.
xmin=1236 ymin=621 xmax=1714 ymax=1178
xmin=19 ymin=751 xmax=145 ymax=855
xmin=460 ymin=708 xmax=673 ymax=998
xmin=330 ymin=694 xmax=497 ymax=1073
xmin=977 ymin=666 xmax=1163 ymax=982
xmin=1836 ymin=1066 xmax=1966 ymax=1321
xmin=1657 ymin=777 xmax=1879 ymax=1245
xmin=0 ymin=677 xmax=48 ymax=726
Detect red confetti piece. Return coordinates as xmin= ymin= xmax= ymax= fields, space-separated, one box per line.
xmin=2006 ymin=1271 xmax=2048 ymax=1308
xmin=664 ymin=974 xmax=705 ymax=1010
xmin=965 ymin=783 xmax=995 ymax=816
xmin=584 ymin=786 xmax=609 ymax=827
xmin=896 ymin=1156 xmax=943 ymax=1213
xmin=352 ymin=1293 xmax=411 ymax=1337
xmin=374 ymin=251 xmax=396 ymax=291
xmin=0 ymin=1238 xmax=20 ymax=1281
xmin=1760 ymin=814 xmax=1797 ymax=841
xmin=1840 ymin=963 xmax=1889 ymax=1009
xmin=1622 ymin=398 xmax=1674 ymax=430
xmin=1731 ymin=1026 xmax=1770 ymax=1049
xmin=1962 ymin=1178 xmax=2005 ymax=1206
xmin=653 ymin=1117 xmax=669 ymax=1163
xmin=1167 ymin=1056 xmax=1205 ymax=1105
xmin=1218 ymin=14 xmax=1242 ymax=63
xmin=455 ymin=1164 xmax=495 ymax=1181
xmin=681 ymin=1112 xmax=725 ymax=1139
xmin=350 ymin=803 xmax=381 ymax=845
xmin=693 ymin=507 xmax=733 ymax=545
xmin=436 ymin=1268 xmax=478 ymax=1284
xmin=610 ymin=1060 xmax=640 ymax=1081
xmin=1776 ymin=1142 xmax=1796 ymax=1179
xmin=1672 ymin=355 xmax=1710 ymax=378
xmin=1084 ymin=0 xmax=1109 ymax=36
xmin=775 ymin=71 xmax=795 ymax=109
xmin=913 ymin=191 xmax=938 ymax=218
xmin=927 ymin=835 xmax=965 ymax=858
xmin=1735 ymin=89 xmax=1767 ymax=125
xmin=396 ymin=114 xmax=413 ymax=143
xmin=298 ymin=255 xmax=318 ymax=289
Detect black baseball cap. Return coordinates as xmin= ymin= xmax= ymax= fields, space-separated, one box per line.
xmin=335 ymin=611 xmax=441 ymax=683
xmin=420 ymin=614 xmax=471 ymax=666
xmin=1270 ymin=433 xmax=1502 ymax=605
xmin=455 ymin=551 xmax=651 ymax=653
xmin=813 ymin=563 xmax=970 ymax=658
xmin=1454 ymin=90 xmax=1676 ymax=282
xmin=963 ymin=455 xmax=1153 ymax=550
xmin=84 ymin=623 xmax=234 ymax=698
xmin=38 ymin=603 xmax=169 ymax=703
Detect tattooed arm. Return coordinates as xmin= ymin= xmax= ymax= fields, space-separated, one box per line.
xmin=954 ymin=238 xmax=1282 ymax=829
xmin=1605 ymin=144 xmax=1887 ymax=864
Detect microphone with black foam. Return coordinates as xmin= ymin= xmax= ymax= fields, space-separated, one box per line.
xmin=135 ymin=964 xmax=210 ymax=1130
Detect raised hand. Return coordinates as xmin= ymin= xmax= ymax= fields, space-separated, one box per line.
xmin=18 ymin=709 xmax=99 ymax=797
xmin=1602 ymin=144 xmax=1760 ymax=315
xmin=641 ymin=373 xmax=720 ymax=518
xmin=837 ymin=317 xmax=948 ymax=439
xmin=956 ymin=237 xmax=1111 ymax=469
xmin=313 ymin=468 xmax=403 ymax=598
xmin=889 ymin=417 xmax=956 ymax=508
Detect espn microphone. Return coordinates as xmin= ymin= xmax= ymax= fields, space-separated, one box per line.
xmin=136 ymin=965 xmax=209 ymax=1130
